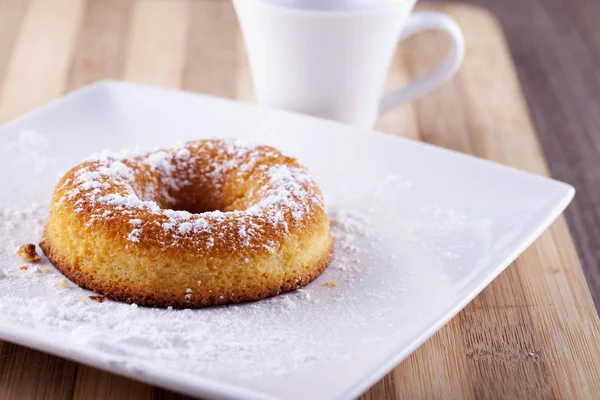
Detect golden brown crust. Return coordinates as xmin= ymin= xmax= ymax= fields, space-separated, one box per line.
xmin=40 ymin=233 xmax=333 ymax=308
xmin=41 ymin=139 xmax=333 ymax=308
xmin=16 ymin=243 xmax=41 ymax=263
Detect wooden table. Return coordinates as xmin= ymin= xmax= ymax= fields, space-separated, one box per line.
xmin=443 ymin=0 xmax=600 ymax=311
xmin=0 ymin=0 xmax=599 ymax=399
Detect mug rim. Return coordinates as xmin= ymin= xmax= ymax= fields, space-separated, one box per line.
xmin=233 ymin=0 xmax=415 ymax=18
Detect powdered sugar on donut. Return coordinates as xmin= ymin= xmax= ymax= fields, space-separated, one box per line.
xmin=57 ymin=140 xmax=324 ymax=251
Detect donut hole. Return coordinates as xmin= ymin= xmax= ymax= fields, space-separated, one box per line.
xmin=167 ymin=188 xmax=226 ymax=214
xmin=132 ymin=141 xmax=277 ymax=215
xmin=147 ymin=186 xmax=230 ymax=214
xmin=149 ymin=173 xmax=256 ymax=215
xmin=167 ymin=194 xmax=229 ymax=214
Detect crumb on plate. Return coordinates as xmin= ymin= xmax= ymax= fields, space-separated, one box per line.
xmin=16 ymin=243 xmax=41 ymax=263
xmin=323 ymin=280 xmax=337 ymax=288
xmin=56 ymin=279 xmax=71 ymax=289
xmin=89 ymin=295 xmax=105 ymax=303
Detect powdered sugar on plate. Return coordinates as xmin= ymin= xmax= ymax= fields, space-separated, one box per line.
xmin=0 ymin=165 xmax=480 ymax=379
xmin=0 ymin=194 xmax=378 ymax=378
xmin=0 ymin=135 xmax=386 ymax=379
xmin=2 ymin=130 xmax=53 ymax=174
xmin=0 ymin=129 xmax=491 ymax=397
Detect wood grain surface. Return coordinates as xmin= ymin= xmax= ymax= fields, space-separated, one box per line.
xmin=0 ymin=1 xmax=599 ymax=399
xmin=441 ymin=0 xmax=600 ymax=314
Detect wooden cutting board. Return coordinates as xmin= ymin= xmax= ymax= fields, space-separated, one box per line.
xmin=0 ymin=1 xmax=599 ymax=399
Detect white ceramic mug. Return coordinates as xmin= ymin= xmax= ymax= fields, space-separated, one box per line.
xmin=233 ymin=0 xmax=465 ymax=128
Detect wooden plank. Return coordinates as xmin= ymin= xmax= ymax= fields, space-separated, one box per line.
xmin=72 ymin=366 xmax=154 ymax=400
xmin=0 ymin=0 xmax=83 ymax=123
xmin=0 ymin=0 xmax=30 ymax=90
xmin=375 ymin=47 xmax=420 ymax=141
xmin=123 ymin=0 xmax=191 ymax=89
xmin=181 ymin=0 xmax=240 ymax=97
xmin=65 ymin=0 xmax=133 ymax=92
xmin=235 ymin=40 xmax=255 ymax=103
xmin=0 ymin=342 xmax=78 ymax=400
xmin=364 ymin=320 xmax=475 ymax=399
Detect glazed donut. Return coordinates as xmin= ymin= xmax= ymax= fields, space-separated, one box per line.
xmin=40 ymin=139 xmax=333 ymax=308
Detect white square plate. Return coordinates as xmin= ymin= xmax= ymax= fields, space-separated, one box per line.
xmin=0 ymin=81 xmax=573 ymax=400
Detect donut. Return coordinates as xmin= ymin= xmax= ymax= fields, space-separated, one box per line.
xmin=40 ymin=139 xmax=333 ymax=308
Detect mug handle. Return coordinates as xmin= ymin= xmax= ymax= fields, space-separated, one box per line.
xmin=379 ymin=11 xmax=465 ymax=116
